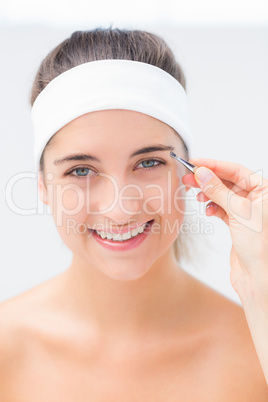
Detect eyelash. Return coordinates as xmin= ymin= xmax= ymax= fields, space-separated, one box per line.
xmin=64 ymin=158 xmax=166 ymax=179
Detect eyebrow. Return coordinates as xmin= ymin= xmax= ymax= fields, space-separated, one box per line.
xmin=53 ymin=144 xmax=175 ymax=165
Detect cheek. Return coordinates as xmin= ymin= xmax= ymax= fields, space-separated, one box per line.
xmin=173 ymin=165 xmax=186 ymax=215
xmin=142 ymin=172 xmax=186 ymax=216
xmin=172 ymin=180 xmax=186 ymax=216
xmin=46 ymin=181 xmax=88 ymax=230
xmin=61 ymin=186 xmax=84 ymax=211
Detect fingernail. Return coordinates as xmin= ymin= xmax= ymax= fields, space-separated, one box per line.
xmin=206 ymin=202 xmax=216 ymax=215
xmin=206 ymin=202 xmax=217 ymax=210
xmin=195 ymin=167 xmax=213 ymax=184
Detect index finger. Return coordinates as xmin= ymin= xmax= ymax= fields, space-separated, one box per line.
xmin=189 ymin=158 xmax=263 ymax=192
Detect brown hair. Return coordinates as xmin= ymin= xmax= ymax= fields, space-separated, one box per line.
xmin=30 ymin=27 xmax=189 ymax=173
xmin=31 ymin=27 xmax=191 ymax=263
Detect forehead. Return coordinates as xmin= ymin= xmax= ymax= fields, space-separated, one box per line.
xmin=52 ymin=110 xmax=182 ymax=146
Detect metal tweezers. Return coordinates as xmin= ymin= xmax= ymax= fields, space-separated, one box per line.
xmin=170 ymin=151 xmax=199 ymax=174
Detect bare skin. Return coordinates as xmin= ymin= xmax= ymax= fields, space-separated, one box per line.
xmin=1 ymin=110 xmax=267 ymax=400
xmin=0 ymin=269 xmax=267 ymax=401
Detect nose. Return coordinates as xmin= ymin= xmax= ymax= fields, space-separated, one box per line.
xmin=90 ymin=174 xmax=143 ymax=222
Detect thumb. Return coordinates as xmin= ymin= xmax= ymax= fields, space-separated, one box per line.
xmin=194 ymin=166 xmax=239 ymax=215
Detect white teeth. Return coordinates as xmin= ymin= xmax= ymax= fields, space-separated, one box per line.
xmin=95 ymin=222 xmax=147 ymax=241
xmin=122 ymin=232 xmax=132 ymax=240
xmin=112 ymin=233 xmax=122 ymax=241
xmin=131 ymin=228 xmax=139 ymax=237
xmin=137 ymin=225 xmax=144 ymax=233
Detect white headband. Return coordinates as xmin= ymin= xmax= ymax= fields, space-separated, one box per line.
xmin=31 ymin=59 xmax=195 ymax=167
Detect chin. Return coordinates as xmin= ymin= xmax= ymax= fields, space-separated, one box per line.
xmin=99 ymin=262 xmax=151 ymax=282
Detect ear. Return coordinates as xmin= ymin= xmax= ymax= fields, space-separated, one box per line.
xmin=38 ymin=171 xmax=48 ymax=205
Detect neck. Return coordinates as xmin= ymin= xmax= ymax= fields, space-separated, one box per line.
xmin=56 ymin=248 xmax=191 ymax=338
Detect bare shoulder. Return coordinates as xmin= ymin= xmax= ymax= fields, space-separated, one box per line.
xmin=194 ymin=276 xmax=268 ymax=400
xmin=0 ymin=286 xmax=42 ymax=351
xmin=0 ymin=276 xmax=63 ymax=366
xmin=0 ymin=279 xmax=52 ymax=349
xmin=0 ymin=273 xmax=67 ymax=337
xmin=0 ymin=276 xmax=64 ymax=397
xmin=0 ymin=291 xmax=36 ymax=396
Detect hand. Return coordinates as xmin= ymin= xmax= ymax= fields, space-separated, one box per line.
xmin=182 ymin=158 xmax=268 ymax=295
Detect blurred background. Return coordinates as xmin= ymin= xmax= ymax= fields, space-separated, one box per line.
xmin=1 ymin=0 xmax=268 ymax=304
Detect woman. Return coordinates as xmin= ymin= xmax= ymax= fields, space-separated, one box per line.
xmin=1 ymin=27 xmax=268 ymax=400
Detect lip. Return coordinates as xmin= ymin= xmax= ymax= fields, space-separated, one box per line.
xmin=89 ymin=219 xmax=154 ymax=252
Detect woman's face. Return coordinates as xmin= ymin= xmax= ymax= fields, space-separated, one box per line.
xmin=39 ymin=110 xmax=187 ymax=280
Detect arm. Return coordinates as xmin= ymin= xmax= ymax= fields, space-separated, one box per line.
xmin=182 ymin=157 xmax=268 ymax=384
xmin=236 ymin=274 xmax=268 ymax=385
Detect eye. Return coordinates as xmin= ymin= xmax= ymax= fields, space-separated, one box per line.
xmin=64 ymin=158 xmax=166 ymax=179
xmin=135 ymin=158 xmax=166 ymax=171
xmin=64 ymin=166 xmax=97 ymax=179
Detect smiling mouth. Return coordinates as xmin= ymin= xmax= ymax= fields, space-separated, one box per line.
xmin=89 ymin=219 xmax=154 ymax=241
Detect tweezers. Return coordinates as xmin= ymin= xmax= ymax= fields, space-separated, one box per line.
xmin=170 ymin=151 xmax=199 ymax=174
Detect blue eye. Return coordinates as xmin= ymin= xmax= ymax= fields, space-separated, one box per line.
xmin=74 ymin=167 xmax=91 ymax=176
xmin=65 ymin=158 xmax=165 ymax=179
xmin=141 ymin=160 xmax=156 ymax=168
xmin=136 ymin=159 xmax=165 ymax=170
xmin=65 ymin=167 xmax=96 ymax=178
